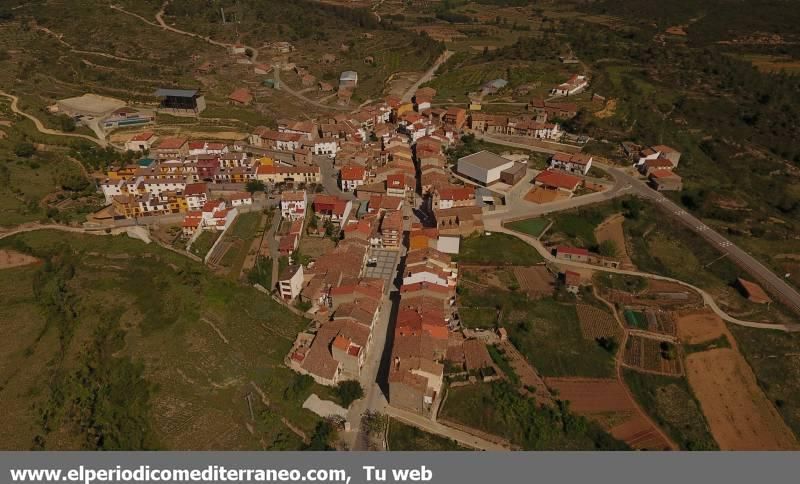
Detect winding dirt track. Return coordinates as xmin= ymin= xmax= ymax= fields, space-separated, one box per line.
xmin=0 ymin=91 xmax=107 ymax=147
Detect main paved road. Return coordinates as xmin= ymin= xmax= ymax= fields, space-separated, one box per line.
xmin=473 ymin=132 xmax=800 ymax=317
xmin=607 ymin=165 xmax=800 ymax=316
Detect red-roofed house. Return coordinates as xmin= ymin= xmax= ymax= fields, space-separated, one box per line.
xmin=648 ymin=170 xmax=683 ymax=191
xmin=181 ymin=210 xmax=203 ymax=236
xmin=555 ymin=246 xmax=589 ymax=263
xmin=367 ymin=195 xmax=404 ymax=214
xmin=182 ymin=182 xmax=208 ymax=210
xmin=228 ymin=87 xmax=253 ymax=105
xmin=151 ymin=137 xmax=188 ymax=159
xmin=564 ymin=270 xmax=581 ymax=294
xmin=640 ymin=157 xmax=675 ymax=176
xmin=549 ymin=152 xmax=593 ymax=175
xmin=228 ymin=192 xmax=253 ymax=206
xmin=433 ymin=185 xmax=476 ymax=210
xmin=386 ymin=173 xmax=410 ymax=199
xmin=736 ymin=278 xmax=772 ymax=304
xmin=313 ymin=195 xmax=353 ymax=224
xmin=534 ymin=170 xmax=582 ymax=193
xmin=340 ymin=165 xmax=367 ymax=192
xmin=125 ymin=131 xmax=157 ymax=152
xmin=280 ymin=191 xmax=307 ymax=220
xmin=380 ymin=210 xmax=403 ymax=248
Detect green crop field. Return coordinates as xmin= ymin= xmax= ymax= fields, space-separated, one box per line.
xmin=505 ymin=217 xmax=549 ymax=238
xmin=458 ymin=278 xmax=615 ymax=378
xmin=623 ymin=309 xmax=648 ymax=329
xmin=459 ymin=233 xmax=543 ymax=265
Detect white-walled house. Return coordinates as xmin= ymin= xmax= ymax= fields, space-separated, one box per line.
xmin=312 ymin=138 xmax=339 ymax=157
xmin=549 ymin=152 xmax=593 ymax=175
xmin=125 ymin=132 xmax=157 ymax=152
xmin=278 ymin=264 xmax=305 ymax=300
xmin=550 ymin=75 xmax=588 ymax=97
xmin=280 ymin=191 xmax=308 ymax=220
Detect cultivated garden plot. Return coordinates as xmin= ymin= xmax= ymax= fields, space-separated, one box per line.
xmin=576 ymin=304 xmax=621 ymax=341
xmin=623 ymin=335 xmax=683 ymax=376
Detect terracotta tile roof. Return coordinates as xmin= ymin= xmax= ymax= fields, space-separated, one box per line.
xmin=438 ymin=185 xmax=474 ymax=201
xmin=534 ymin=170 xmax=581 ymax=190
xmin=340 ymin=165 xmax=366 ymax=181
xmin=652 ymin=144 xmax=678 ymax=154
xmin=381 ymin=210 xmax=403 ymax=231
xmin=649 ymin=169 xmax=680 ymax=179
xmin=564 ymin=270 xmax=581 ymax=286
xmin=130 ymin=131 xmax=155 ymax=142
xmin=737 ymin=278 xmax=771 ymax=303
xmin=184 ymin=183 xmax=207 ymax=196
xmin=228 ymin=87 xmax=253 ymax=104
xmin=557 ymin=246 xmax=589 ymax=257
xmin=463 ymin=339 xmax=492 ymax=371
xmin=281 ymin=191 xmax=306 ymax=202
xmin=386 ymin=174 xmax=406 ymax=189
xmin=644 ymin=157 xmax=674 ymax=169
xmin=155 ymin=137 xmax=188 ymax=150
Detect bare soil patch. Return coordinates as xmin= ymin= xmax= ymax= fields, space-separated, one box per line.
xmin=675 ymin=309 xmax=726 ymax=345
xmin=0 ymin=250 xmax=40 ymax=269
xmin=546 ymin=377 xmax=670 ymax=450
xmin=593 ymin=98 xmax=617 ymax=119
xmin=547 ymin=377 xmax=634 ymax=413
xmin=594 ymin=213 xmax=632 ymax=268
xmin=609 ymin=413 xmax=671 ymax=450
xmin=524 ymin=188 xmax=563 ymax=204
xmin=298 ymin=236 xmax=335 ymax=259
xmin=686 ymin=348 xmax=798 ymax=450
xmin=512 ymin=265 xmax=554 ymax=298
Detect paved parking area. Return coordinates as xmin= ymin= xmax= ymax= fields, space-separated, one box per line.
xmin=362 ymin=248 xmax=399 ymax=281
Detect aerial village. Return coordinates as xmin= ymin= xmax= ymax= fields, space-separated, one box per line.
xmin=5 ymin=0 xmax=800 ymax=455
xmin=75 ymin=68 xmax=701 ymax=435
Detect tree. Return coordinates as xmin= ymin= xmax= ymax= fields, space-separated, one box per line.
xmin=334 ymin=380 xmax=364 ymax=407
xmin=596 ymin=337 xmax=618 ymax=354
xmin=245 ymin=179 xmax=265 ymax=194
xmin=58 ymin=171 xmax=90 ymax=192
xmin=14 ymin=142 xmax=35 ymax=158
xmin=304 ymin=420 xmax=335 ymax=450
xmin=58 ymin=115 xmax=76 ymax=132
xmin=598 ymin=240 xmax=618 ymax=257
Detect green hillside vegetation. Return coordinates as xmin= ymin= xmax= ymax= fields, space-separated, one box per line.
xmin=0 ymin=231 xmax=324 ymax=450
xmin=387 ymin=419 xmax=468 ymax=451
xmin=440 ymin=381 xmax=629 ymax=450
xmin=0 ymin=100 xmax=101 ymax=227
xmin=458 ymin=283 xmax=616 ymax=378
xmin=623 ymin=370 xmax=718 ymax=450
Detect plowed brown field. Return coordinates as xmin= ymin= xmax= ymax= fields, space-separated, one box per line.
xmin=686 ymin=348 xmax=798 ymax=450
xmin=546 ymin=377 xmax=672 ymax=450
xmin=676 ymin=310 xmax=726 ymax=344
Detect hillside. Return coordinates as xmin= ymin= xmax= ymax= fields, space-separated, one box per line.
xmin=0 ymin=231 xmax=324 ymax=450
